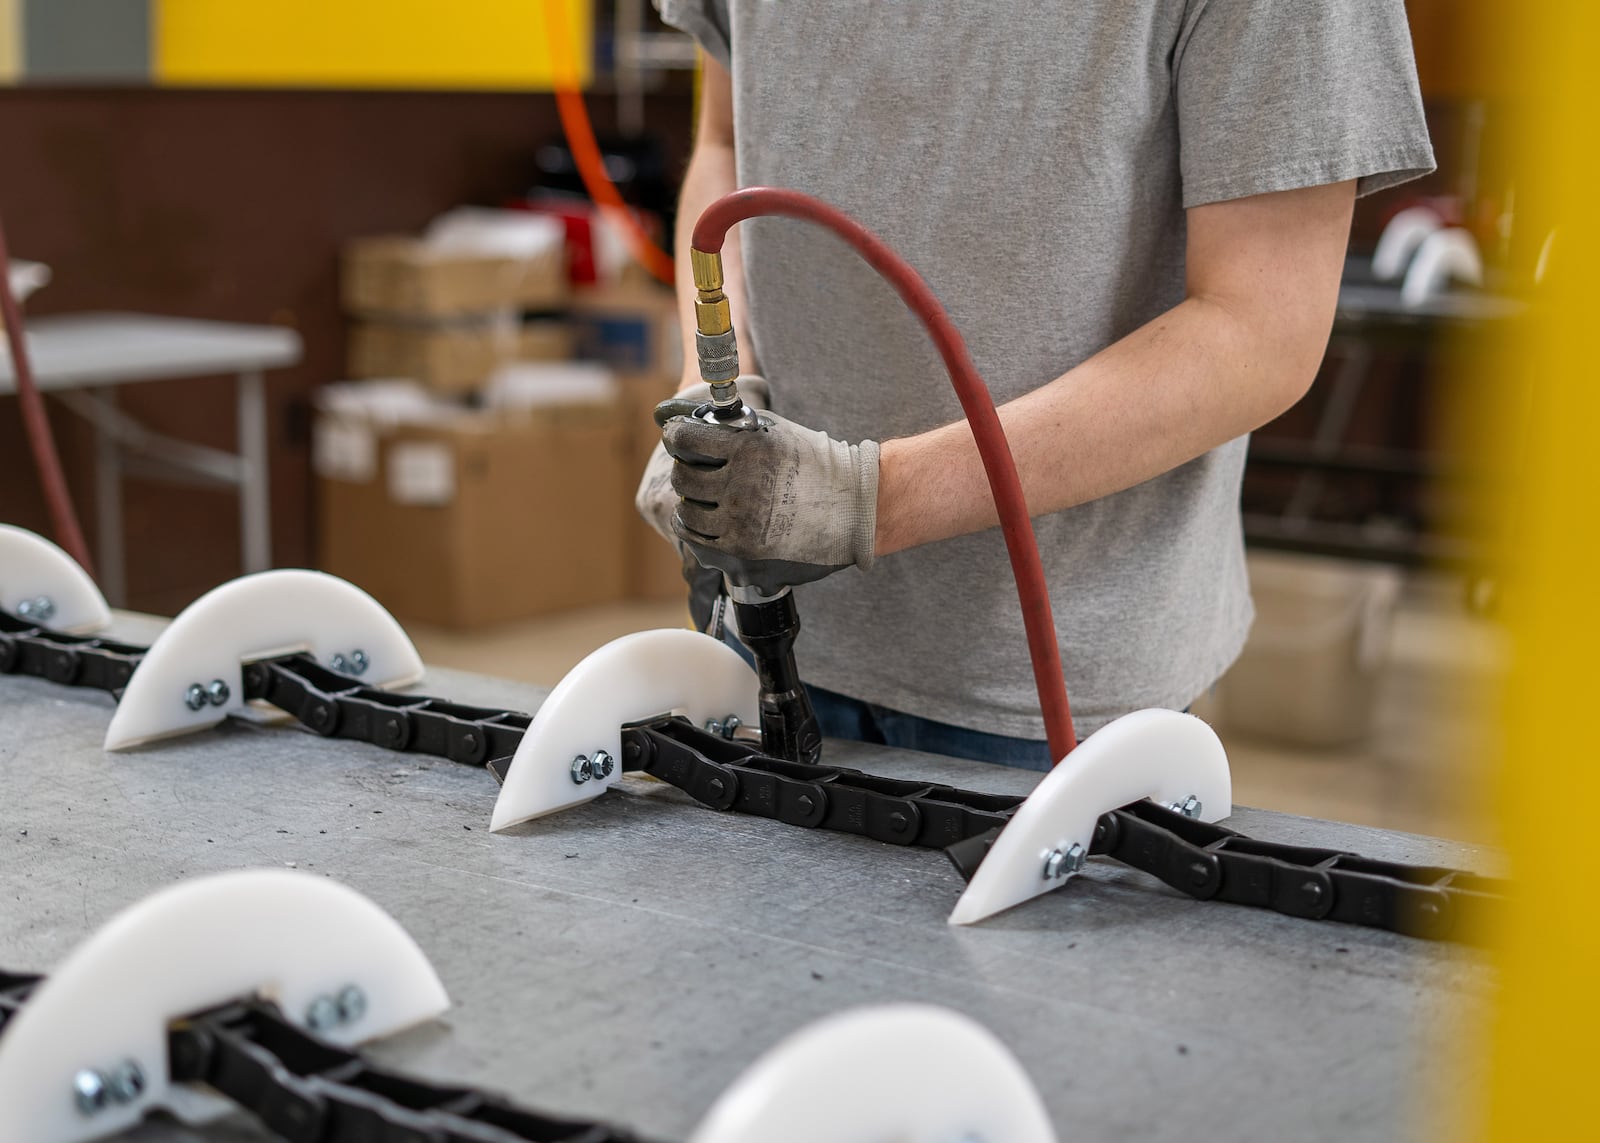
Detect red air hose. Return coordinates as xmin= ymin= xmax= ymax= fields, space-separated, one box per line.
xmin=692 ymin=188 xmax=1078 ymax=760
xmin=0 ymin=212 xmax=95 ymax=577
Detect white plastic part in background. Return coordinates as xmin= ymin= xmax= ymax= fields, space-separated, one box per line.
xmin=1401 ymin=228 xmax=1484 ymax=307
xmin=690 ymin=1005 xmax=1058 ymax=1143
xmin=0 ymin=524 xmax=111 ymax=634
xmin=0 ymin=869 xmax=450 ymax=1143
xmin=1371 ymin=205 xmax=1446 ymax=281
xmin=491 ymin=628 xmax=760 ymax=831
xmin=949 ymin=708 xmax=1232 ymax=926
xmin=104 ymin=569 xmax=424 ymax=750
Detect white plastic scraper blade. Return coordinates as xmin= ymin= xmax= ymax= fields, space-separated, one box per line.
xmin=0 ymin=868 xmax=449 ymax=1143
xmin=0 ymin=523 xmax=111 ymax=634
xmin=689 ymin=1004 xmax=1058 ymax=1143
xmin=949 ymin=708 xmax=1232 ymax=926
xmin=491 ymin=628 xmax=760 ymax=831
xmin=104 ymin=568 xmax=423 ymax=750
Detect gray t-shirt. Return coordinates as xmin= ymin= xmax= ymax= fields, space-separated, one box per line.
xmin=657 ymin=0 xmax=1434 ymax=740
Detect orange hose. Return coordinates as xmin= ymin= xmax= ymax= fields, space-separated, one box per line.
xmin=544 ymin=1 xmax=676 ymax=285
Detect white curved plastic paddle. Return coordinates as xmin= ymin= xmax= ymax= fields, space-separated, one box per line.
xmin=690 ymin=1004 xmax=1058 ymax=1143
xmin=491 ymin=628 xmax=760 ymax=831
xmin=0 ymin=868 xmax=449 ymax=1143
xmin=104 ymin=569 xmax=423 ymax=750
xmin=949 ymin=708 xmax=1232 ymax=926
xmin=0 ymin=524 xmax=111 ymax=634
xmin=1401 ymin=228 xmax=1484 ymax=307
xmin=1371 ymin=205 xmax=1445 ymax=281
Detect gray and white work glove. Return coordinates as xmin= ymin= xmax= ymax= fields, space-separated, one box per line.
xmin=634 ymin=376 xmax=771 ymax=547
xmin=663 ymin=407 xmax=880 ymax=594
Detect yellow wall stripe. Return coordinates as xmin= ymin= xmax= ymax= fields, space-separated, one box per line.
xmin=155 ymin=0 xmax=591 ymax=91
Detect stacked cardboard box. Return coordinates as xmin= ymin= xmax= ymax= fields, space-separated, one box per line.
xmin=314 ymin=377 xmax=630 ymax=628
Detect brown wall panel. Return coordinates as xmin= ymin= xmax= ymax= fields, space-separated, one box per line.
xmin=0 ymin=86 xmax=693 ymax=615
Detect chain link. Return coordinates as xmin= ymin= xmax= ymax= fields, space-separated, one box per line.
xmin=0 ymin=609 xmax=145 ymax=695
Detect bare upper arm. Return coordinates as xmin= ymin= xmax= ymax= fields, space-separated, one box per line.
xmin=696 ymin=51 xmax=736 ymax=150
xmin=1185 ymin=181 xmax=1356 ymax=396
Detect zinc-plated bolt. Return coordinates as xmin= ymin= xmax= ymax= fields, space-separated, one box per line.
xmin=206 ymin=679 xmax=230 ymax=706
xmin=719 ymin=715 xmax=741 ymax=739
xmin=336 ymin=984 xmax=367 ymax=1025
xmin=570 ymin=755 xmax=594 ymax=784
xmin=590 ymin=750 xmax=615 ymax=780
xmin=330 ymin=653 xmax=349 ymax=673
xmin=184 ymin=683 xmax=208 ymax=711
xmin=73 ymin=1069 xmax=108 ymax=1115
xmin=1170 ymin=795 xmax=1203 ymax=819
xmin=349 ymin=650 xmax=370 ymax=675
xmin=1043 ymin=842 xmax=1087 ymax=880
xmin=704 ymin=718 xmax=723 ymax=736
xmin=305 ymin=993 xmax=341 ymax=1033
xmin=106 ymin=1060 xmax=146 ymax=1105
xmin=17 ymin=595 xmax=55 ymax=623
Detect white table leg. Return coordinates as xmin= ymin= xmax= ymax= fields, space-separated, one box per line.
xmin=237 ymin=370 xmax=271 ymax=572
xmin=92 ymin=386 xmax=127 ymax=606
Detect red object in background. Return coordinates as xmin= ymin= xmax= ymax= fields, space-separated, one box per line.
xmin=510 ymin=195 xmax=601 ymax=284
xmin=505 ymin=194 xmax=668 ymax=288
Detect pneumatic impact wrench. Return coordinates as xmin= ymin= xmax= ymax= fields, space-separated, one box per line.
xmin=655 ymin=248 xmax=824 ymax=766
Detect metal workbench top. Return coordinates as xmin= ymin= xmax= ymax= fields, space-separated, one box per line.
xmin=1 ymin=617 xmax=1495 ymax=1143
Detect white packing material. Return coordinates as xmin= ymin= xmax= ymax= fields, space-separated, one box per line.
xmin=485 ymin=361 xmax=618 ymax=410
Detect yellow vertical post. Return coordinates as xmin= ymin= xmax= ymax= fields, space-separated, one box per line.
xmin=0 ymin=0 xmax=21 ymax=82
xmin=1482 ymin=1 xmax=1600 ymax=1138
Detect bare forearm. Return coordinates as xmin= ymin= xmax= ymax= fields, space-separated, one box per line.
xmin=874 ymin=180 xmax=1353 ymax=557
xmin=874 ymin=294 xmax=1322 ymax=555
xmin=673 ymin=141 xmax=759 ymax=391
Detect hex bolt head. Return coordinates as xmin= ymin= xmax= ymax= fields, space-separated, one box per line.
xmin=719 ymin=715 xmax=742 ymax=739
xmin=305 ymin=994 xmax=341 ymax=1033
xmin=1043 ymin=842 xmax=1087 ymax=880
xmin=349 ymin=649 xmax=370 ymax=675
xmin=184 ymin=683 xmax=208 ymax=711
xmin=590 ymin=750 xmax=615 ymax=780
xmin=336 ymin=984 xmax=367 ymax=1025
xmin=18 ymin=595 xmax=55 ymax=623
xmin=1171 ymin=795 xmax=1203 ymax=819
xmin=330 ymin=653 xmax=349 ymax=673
xmin=106 ymin=1060 xmax=146 ymax=1105
xmin=206 ymin=679 xmax=231 ymax=706
xmin=704 ymin=718 xmax=723 ymax=736
xmin=73 ymin=1069 xmax=108 ymax=1115
xmin=570 ymin=755 xmax=594 ymax=784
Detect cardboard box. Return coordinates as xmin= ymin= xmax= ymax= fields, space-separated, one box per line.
xmin=617 ymin=372 xmax=693 ymax=602
xmin=518 ymin=319 xmax=577 ymax=362
xmin=342 ymin=235 xmax=567 ymax=319
xmin=569 ymin=281 xmax=683 ymax=378
xmin=316 ymin=401 xmax=629 ymax=628
xmin=347 ymin=320 xmax=512 ymax=394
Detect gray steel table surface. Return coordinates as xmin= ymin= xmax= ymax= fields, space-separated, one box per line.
xmin=1 ymin=616 xmax=1497 ymax=1143
xmin=0 ymin=313 xmax=303 ymax=604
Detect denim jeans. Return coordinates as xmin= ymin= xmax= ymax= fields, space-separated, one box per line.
xmin=718 ymin=624 xmax=1056 ymax=771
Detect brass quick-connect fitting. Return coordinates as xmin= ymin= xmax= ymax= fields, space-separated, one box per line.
xmin=690 ymin=247 xmax=741 ymax=405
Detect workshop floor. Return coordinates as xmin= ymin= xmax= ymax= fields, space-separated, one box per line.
xmin=407 ymin=576 xmax=1504 ymax=848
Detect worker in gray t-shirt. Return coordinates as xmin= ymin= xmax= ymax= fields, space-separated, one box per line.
xmin=636 ymin=0 xmax=1435 ymax=768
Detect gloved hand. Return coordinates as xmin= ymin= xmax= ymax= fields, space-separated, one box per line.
xmin=663 ymin=407 xmax=880 ymax=593
xmin=634 ymin=375 xmax=771 ymax=547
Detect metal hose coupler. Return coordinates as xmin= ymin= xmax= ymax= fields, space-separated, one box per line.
xmin=690 ymin=248 xmax=742 ymax=411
